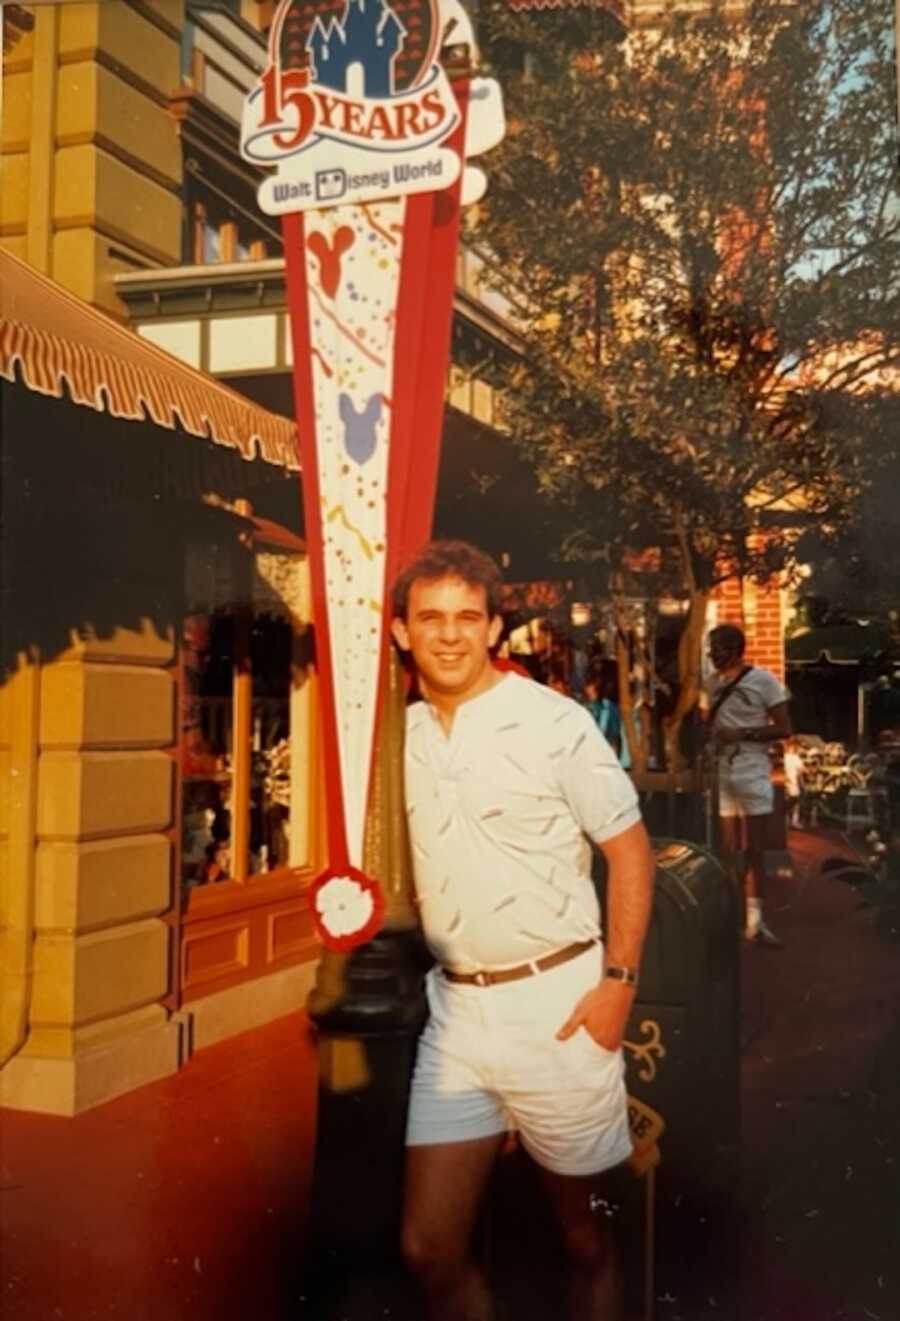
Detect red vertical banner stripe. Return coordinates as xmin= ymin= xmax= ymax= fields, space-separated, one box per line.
xmin=399 ymin=78 xmax=471 ymax=561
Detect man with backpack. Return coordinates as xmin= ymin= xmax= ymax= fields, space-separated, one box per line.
xmin=705 ymin=624 xmax=792 ymax=947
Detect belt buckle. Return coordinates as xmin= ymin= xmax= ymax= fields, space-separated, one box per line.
xmin=474 ymin=971 xmax=489 ymax=987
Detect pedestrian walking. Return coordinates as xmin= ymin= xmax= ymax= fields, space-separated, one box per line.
xmin=704 ymin=624 xmax=791 ymax=947
xmin=390 ymin=539 xmax=656 ymax=1321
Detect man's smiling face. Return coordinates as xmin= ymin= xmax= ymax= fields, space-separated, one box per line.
xmin=391 ymin=574 xmax=502 ymax=704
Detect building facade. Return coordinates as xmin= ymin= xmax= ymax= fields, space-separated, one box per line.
xmin=1 ymin=0 xmax=514 ymax=1114
xmin=2 ymin=0 xmax=806 ymax=1115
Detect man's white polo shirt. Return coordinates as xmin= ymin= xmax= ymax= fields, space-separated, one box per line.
xmin=404 ymin=673 xmax=641 ymax=971
xmin=706 ymin=665 xmax=789 ymax=773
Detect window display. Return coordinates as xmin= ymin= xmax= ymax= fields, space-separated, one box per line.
xmin=181 ymin=529 xmax=310 ymax=893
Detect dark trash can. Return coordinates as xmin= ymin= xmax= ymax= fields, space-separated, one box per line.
xmin=488 ymin=839 xmax=741 ymax=1321
xmin=617 ymin=837 xmax=741 ymax=1317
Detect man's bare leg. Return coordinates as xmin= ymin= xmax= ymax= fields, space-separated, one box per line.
xmin=537 ymin=1165 xmax=622 ymax=1321
xmin=745 ymin=811 xmax=781 ymax=944
xmin=402 ymin=1133 xmax=505 ymax=1321
xmin=743 ymin=812 xmax=771 ymax=905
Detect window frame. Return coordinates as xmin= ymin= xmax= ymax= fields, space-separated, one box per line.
xmin=179 ymin=510 xmax=322 ymax=923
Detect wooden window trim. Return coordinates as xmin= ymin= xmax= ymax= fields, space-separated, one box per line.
xmin=181 ymin=865 xmax=315 ymax=924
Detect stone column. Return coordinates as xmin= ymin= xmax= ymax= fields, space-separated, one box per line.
xmin=1 ymin=0 xmax=184 ymax=309
xmin=0 ymin=622 xmax=182 ymax=1115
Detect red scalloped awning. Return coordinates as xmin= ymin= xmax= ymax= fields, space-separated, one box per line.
xmin=0 ymin=248 xmax=299 ymax=471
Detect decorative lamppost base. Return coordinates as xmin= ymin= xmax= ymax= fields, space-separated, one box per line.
xmin=300 ymin=926 xmax=431 ymax=1318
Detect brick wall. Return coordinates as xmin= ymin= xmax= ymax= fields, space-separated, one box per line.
xmin=711 ymin=574 xmax=785 ymax=681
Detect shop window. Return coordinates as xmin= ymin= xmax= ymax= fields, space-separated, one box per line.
xmin=181 ymin=522 xmax=313 ymax=894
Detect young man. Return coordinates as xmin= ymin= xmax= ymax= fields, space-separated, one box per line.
xmin=705 ymin=624 xmax=791 ymax=947
xmin=390 ymin=540 xmax=656 ymax=1321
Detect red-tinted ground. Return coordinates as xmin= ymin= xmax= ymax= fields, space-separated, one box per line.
xmin=738 ymin=829 xmax=900 ymax=1321
xmin=1 ymin=1014 xmax=318 ymax=1321
xmin=2 ymin=828 xmax=898 ymax=1321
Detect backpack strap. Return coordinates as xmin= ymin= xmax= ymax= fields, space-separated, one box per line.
xmin=708 ymin=665 xmax=754 ymax=728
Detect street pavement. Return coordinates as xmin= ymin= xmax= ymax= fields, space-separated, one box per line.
xmin=1 ymin=827 xmax=898 ymax=1320
xmin=736 ymin=828 xmax=900 ymax=1321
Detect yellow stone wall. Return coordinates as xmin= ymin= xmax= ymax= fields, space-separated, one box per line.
xmin=35 ymin=835 xmax=171 ymax=932
xmin=0 ymin=623 xmax=183 ymax=1115
xmin=30 ymin=920 xmax=171 ymax=1026
xmin=37 ymin=751 xmax=173 ymax=839
xmin=40 ymin=663 xmax=174 ymax=750
xmin=0 ymin=22 xmax=34 ymax=246
xmin=0 ymin=0 xmax=185 ymax=312
xmin=0 ymin=680 xmax=11 ymax=851
xmin=0 ymin=659 xmax=41 ymax=1102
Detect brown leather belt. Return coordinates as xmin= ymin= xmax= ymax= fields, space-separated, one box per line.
xmin=442 ymin=939 xmax=598 ymax=988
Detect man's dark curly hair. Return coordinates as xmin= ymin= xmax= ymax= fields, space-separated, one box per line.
xmin=391 ymin=540 xmax=504 ymax=620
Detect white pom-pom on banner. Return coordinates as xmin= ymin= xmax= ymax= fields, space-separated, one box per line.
xmin=310 ymin=866 xmax=385 ymax=952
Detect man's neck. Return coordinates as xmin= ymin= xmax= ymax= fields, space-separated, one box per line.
xmin=717 ymin=660 xmax=748 ymax=683
xmin=421 ymin=665 xmax=502 ymax=735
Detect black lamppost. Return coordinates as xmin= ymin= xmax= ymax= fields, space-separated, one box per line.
xmin=301 ymin=652 xmax=428 ymax=1318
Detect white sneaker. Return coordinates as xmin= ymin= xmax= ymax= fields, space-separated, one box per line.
xmin=744 ymin=922 xmax=783 ymax=949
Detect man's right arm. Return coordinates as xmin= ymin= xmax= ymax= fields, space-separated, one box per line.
xmin=556 ymin=820 xmax=655 ymax=1051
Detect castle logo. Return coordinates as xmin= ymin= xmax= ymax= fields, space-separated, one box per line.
xmin=242 ymin=0 xmax=462 ymax=213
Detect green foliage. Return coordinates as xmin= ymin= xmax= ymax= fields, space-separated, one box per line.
xmin=794 ymin=396 xmax=900 ymax=631
xmin=472 ymin=0 xmax=900 ymax=591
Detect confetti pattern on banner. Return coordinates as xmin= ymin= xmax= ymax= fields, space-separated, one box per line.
xmin=304 ymin=199 xmax=406 ymax=867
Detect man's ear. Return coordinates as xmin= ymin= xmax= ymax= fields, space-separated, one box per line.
xmin=391 ymin=616 xmax=410 ymax=651
xmin=488 ymin=615 xmax=503 ymax=650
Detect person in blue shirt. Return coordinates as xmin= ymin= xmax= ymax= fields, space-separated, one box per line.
xmin=583 ymin=669 xmax=631 ymax=769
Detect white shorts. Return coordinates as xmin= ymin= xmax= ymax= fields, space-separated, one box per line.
xmin=406 ymin=945 xmax=632 ymax=1178
xmin=718 ymin=760 xmax=774 ymax=818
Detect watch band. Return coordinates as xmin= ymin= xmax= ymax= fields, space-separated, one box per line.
xmin=605 ymin=964 xmax=639 ymax=988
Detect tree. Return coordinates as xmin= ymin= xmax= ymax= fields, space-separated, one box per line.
xmin=793 ymin=393 xmax=900 ymax=640
xmin=471 ymin=0 xmax=900 ymax=767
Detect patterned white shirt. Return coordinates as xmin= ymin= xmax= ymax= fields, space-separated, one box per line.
xmin=404 ymin=673 xmax=641 ymax=970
